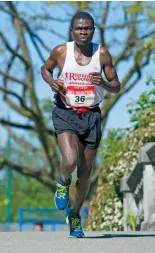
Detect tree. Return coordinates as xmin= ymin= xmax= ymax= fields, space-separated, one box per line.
xmin=0 ymin=172 xmax=55 ymax=223
xmin=127 ymin=76 xmax=155 ymax=129
xmin=0 ymin=2 xmax=155 ymax=195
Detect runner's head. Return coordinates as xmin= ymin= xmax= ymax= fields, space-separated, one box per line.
xmin=70 ymin=12 xmax=95 ymax=46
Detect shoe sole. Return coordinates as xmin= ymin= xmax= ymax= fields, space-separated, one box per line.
xmin=68 ymin=235 xmax=85 ymax=239
xmin=66 ymin=216 xmax=85 ymax=239
xmin=66 ymin=216 xmax=69 ymax=224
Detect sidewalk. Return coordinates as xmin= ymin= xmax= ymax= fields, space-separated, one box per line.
xmin=0 ymin=231 xmax=155 ymax=253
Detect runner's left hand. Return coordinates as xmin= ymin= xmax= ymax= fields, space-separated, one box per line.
xmin=90 ymin=72 xmax=102 ymax=86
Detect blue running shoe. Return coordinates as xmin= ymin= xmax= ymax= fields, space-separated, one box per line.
xmin=54 ymin=175 xmax=72 ymax=210
xmin=66 ymin=209 xmax=85 ymax=238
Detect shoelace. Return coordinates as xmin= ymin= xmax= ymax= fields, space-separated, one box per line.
xmin=70 ymin=217 xmax=82 ymax=231
xmin=56 ymin=182 xmax=68 ymax=199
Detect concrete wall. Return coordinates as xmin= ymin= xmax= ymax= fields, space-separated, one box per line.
xmin=120 ymin=143 xmax=155 ymax=231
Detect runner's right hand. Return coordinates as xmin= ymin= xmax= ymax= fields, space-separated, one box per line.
xmin=51 ymin=80 xmax=66 ymax=93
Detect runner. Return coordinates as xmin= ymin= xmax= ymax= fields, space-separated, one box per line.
xmin=41 ymin=11 xmax=121 ymax=238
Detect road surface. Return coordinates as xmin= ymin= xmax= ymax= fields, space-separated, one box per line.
xmin=0 ymin=231 xmax=155 ymax=253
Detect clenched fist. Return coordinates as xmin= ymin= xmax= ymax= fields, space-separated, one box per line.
xmin=90 ymin=72 xmax=103 ymax=86
xmin=51 ymin=80 xmax=66 ymax=93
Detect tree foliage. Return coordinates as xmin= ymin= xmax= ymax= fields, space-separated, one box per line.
xmin=127 ymin=76 xmax=155 ymax=129
xmin=0 ymin=173 xmax=54 ymax=223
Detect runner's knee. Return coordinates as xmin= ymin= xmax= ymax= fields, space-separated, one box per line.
xmin=77 ymin=169 xmax=91 ymax=181
xmin=76 ymin=176 xmax=91 ymax=189
xmin=62 ymin=154 xmax=77 ymax=172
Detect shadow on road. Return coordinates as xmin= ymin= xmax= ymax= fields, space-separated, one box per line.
xmin=85 ymin=234 xmax=155 ymax=239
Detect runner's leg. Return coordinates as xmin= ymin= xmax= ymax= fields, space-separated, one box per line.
xmin=57 ymin=132 xmax=79 ymax=184
xmin=72 ymin=142 xmax=97 ymax=214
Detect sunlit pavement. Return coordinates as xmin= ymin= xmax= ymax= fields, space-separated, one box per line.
xmin=0 ymin=231 xmax=155 ymax=253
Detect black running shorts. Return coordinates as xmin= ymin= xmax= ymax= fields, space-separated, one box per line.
xmin=52 ymin=106 xmax=102 ymax=149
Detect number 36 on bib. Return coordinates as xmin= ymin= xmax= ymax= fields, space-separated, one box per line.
xmin=65 ymin=85 xmax=95 ymax=107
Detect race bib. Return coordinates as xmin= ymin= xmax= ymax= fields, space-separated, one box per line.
xmin=65 ymin=85 xmax=95 ymax=107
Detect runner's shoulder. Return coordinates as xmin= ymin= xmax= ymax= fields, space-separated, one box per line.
xmin=52 ymin=43 xmax=67 ymax=56
xmin=99 ymin=46 xmax=112 ymax=65
xmin=99 ymin=46 xmax=110 ymax=57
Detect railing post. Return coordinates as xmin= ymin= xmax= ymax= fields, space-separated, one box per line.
xmin=120 ymin=176 xmax=131 ymax=231
xmin=18 ymin=208 xmax=23 ymax=232
xmin=143 ymin=164 xmax=155 ymax=221
xmin=125 ymin=143 xmax=155 ymax=231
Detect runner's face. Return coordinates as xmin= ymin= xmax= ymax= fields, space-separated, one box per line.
xmin=71 ymin=19 xmax=94 ymax=46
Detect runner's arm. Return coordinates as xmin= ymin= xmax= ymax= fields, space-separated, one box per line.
xmin=100 ymin=48 xmax=121 ymax=93
xmin=41 ymin=48 xmax=58 ymax=87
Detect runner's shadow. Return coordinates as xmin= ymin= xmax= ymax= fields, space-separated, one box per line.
xmin=85 ymin=233 xmax=155 ymax=239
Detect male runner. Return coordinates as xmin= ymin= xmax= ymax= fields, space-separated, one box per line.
xmin=41 ymin=11 xmax=121 ymax=238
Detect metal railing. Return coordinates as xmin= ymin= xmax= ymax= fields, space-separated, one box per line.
xmin=120 ymin=142 xmax=155 ymax=231
xmin=18 ymin=207 xmax=89 ymax=232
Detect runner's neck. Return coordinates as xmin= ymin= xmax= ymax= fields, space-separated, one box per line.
xmin=74 ymin=42 xmax=92 ymax=56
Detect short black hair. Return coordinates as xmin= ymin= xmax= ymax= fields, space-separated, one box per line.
xmin=35 ymin=221 xmax=43 ymax=227
xmin=71 ymin=11 xmax=94 ymax=29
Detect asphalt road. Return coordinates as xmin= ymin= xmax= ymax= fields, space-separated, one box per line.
xmin=0 ymin=231 xmax=155 ymax=253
